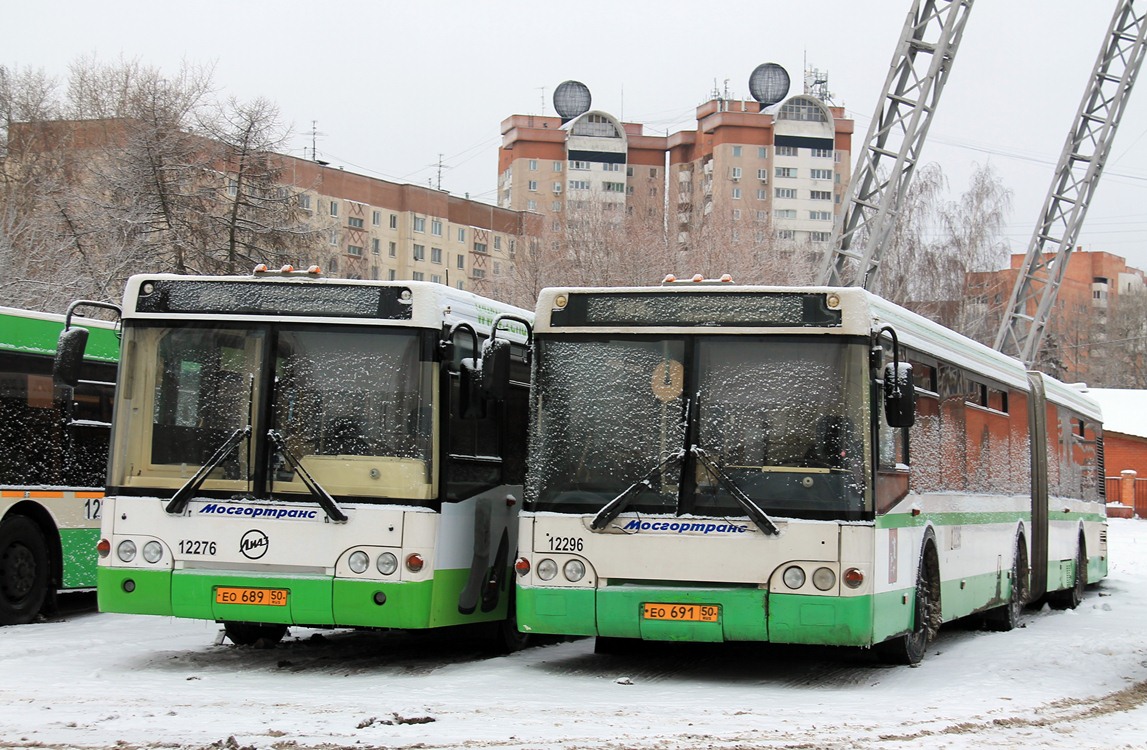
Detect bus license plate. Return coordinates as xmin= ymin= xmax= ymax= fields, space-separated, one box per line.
xmin=215 ymin=586 xmax=288 ymax=606
xmin=642 ymin=603 xmax=719 ymax=622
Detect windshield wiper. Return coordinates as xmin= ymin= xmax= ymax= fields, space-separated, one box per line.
xmin=267 ymin=430 xmax=348 ymax=523
xmin=166 ymin=426 xmax=251 ymax=515
xmin=590 ymin=449 xmax=684 ymax=532
xmin=691 ymin=446 xmax=779 ymax=535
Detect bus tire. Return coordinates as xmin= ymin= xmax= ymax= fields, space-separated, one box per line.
xmin=0 ymin=516 xmax=50 ymax=626
xmin=222 ymin=621 xmax=287 ymax=647
xmin=984 ymin=538 xmax=1029 ymax=632
xmin=877 ymin=542 xmax=940 ymax=665
xmin=1048 ymin=537 xmax=1086 ymax=610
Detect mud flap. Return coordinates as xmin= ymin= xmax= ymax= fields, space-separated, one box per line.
xmin=458 ymin=498 xmax=492 ymax=615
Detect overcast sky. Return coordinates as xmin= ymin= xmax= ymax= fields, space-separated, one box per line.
xmin=6 ymin=0 xmax=1147 ymax=271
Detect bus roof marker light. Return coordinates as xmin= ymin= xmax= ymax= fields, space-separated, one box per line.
xmin=306 ymin=265 xmax=322 ymax=274
xmin=253 ymin=264 xmax=268 ymax=274
xmin=692 ymin=274 xmax=705 ymax=282
xmin=554 ymin=294 xmax=568 ymax=309
xmin=662 ymin=274 xmax=677 ymax=284
xmin=719 ymin=274 xmax=734 ymax=283
xmin=280 ymin=264 xmax=295 ymax=273
xmin=826 ymin=293 xmax=841 ymax=309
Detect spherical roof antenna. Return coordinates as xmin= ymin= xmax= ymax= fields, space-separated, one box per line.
xmin=748 ymin=63 xmax=790 ymax=108
xmin=554 ymin=80 xmax=591 ymax=123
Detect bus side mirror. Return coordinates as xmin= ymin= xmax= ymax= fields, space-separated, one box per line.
xmin=883 ymin=362 xmax=916 ymax=428
xmin=459 ymin=357 xmax=485 ymax=419
xmin=480 ymin=338 xmax=510 ymax=402
xmin=54 ymin=327 xmax=90 ymax=387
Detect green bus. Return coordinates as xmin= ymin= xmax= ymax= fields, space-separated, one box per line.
xmin=514 ymin=283 xmax=1105 ymax=663
xmin=1 ymin=306 xmax=117 ymax=625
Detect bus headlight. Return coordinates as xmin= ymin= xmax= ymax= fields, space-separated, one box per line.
xmin=536 ymin=558 xmax=558 ymax=581
xmin=142 ymin=541 xmax=163 ymax=564
xmin=782 ymin=565 xmax=806 ymax=589
xmin=348 ymin=551 xmax=370 ymax=574
xmin=117 ymin=540 xmax=137 ymax=563
xmin=812 ymin=567 xmax=836 ymax=591
xmin=563 ymin=559 xmax=586 ymax=582
xmin=377 ymin=552 xmax=398 ymax=575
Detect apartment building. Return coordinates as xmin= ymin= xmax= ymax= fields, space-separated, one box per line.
xmin=497 ymin=75 xmax=853 ymax=249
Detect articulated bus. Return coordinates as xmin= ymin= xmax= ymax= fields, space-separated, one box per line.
xmin=1 ymin=306 xmax=117 ymax=625
xmin=60 ymin=270 xmax=532 ymax=648
xmin=514 ymin=283 xmax=1105 ymax=663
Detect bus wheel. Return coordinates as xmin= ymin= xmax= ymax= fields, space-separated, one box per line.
xmin=877 ymin=545 xmax=940 ymax=665
xmin=1048 ymin=539 xmax=1087 ymax=610
xmin=0 ymin=516 xmax=50 ymax=626
xmin=985 ymin=540 xmax=1029 ymax=632
xmin=222 ymin=622 xmax=287 ymax=647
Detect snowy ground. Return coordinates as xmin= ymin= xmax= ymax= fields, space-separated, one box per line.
xmin=2 ymin=520 xmax=1146 ymax=750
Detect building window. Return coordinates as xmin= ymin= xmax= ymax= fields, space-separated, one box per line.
xmin=775 ymin=167 xmax=797 ymax=178
xmin=372 ymin=238 xmax=381 ymax=254
xmin=811 ymin=190 xmax=833 ymax=201
xmin=810 ymin=168 xmax=833 ymax=180
xmin=777 ymin=229 xmax=796 ymax=240
xmin=570 ymin=160 xmax=590 ymax=171
xmin=527 ymin=199 xmax=537 ymax=211
xmin=298 ymin=194 xmax=312 ymax=210
xmin=732 ymin=145 xmax=742 ymax=157
xmin=493 ymin=262 xmax=502 ymax=276
xmin=553 ymin=161 xmax=563 ymax=172
xmin=431 ymin=218 xmax=442 ymax=236
xmin=730 ymin=167 xmax=742 ymax=179
xmin=758 ymin=147 xmax=768 ymax=158
xmin=329 ymin=256 xmax=339 ymax=273
xmin=372 ymin=210 xmax=381 ymax=226
xmin=776 ymin=145 xmax=798 ymax=157
xmin=552 ymin=201 xmax=562 ymax=211
xmin=457 ymin=254 xmax=465 ymax=269
xmin=431 ymin=274 xmax=442 ymax=284
xmin=731 ymin=188 xmax=742 ymax=199
xmin=457 ymin=228 xmax=465 ymax=242
xmin=732 ymin=209 xmax=742 ymax=219
xmin=412 ymin=271 xmax=424 ymax=281
xmin=756 ymin=210 xmax=768 ymax=221
xmin=329 ymin=229 xmax=339 ymax=246
xmin=650 ymin=168 xmax=658 ymax=178
xmin=348 ymin=245 xmax=363 ymax=256
xmin=228 ymin=179 xmax=238 ymax=197
xmin=371 ymin=266 xmax=379 ymax=280
xmin=494 ymin=236 xmax=502 ymax=250
xmin=413 ymin=216 xmax=426 ymax=232
xmin=388 ymin=269 xmax=396 ymax=280
xmin=603 ymin=182 xmax=625 ymax=192
xmin=809 ymin=210 xmax=833 ymax=221
xmin=329 ymin=201 xmax=339 ymax=217
xmin=774 ymin=209 xmax=797 ymax=219
xmin=528 ymin=180 xmax=538 ymax=191
xmin=775 ymin=188 xmax=797 ymax=199
xmin=757 ymin=168 xmax=769 ymax=181
xmin=348 ymin=216 xmax=364 ymax=229
xmin=474 ymin=242 xmax=487 ymax=254
xmin=388 ymin=241 xmax=397 ymax=257
xmin=568 ymin=180 xmax=590 ymax=191
xmin=390 ymin=214 xmax=398 ymax=229
xmin=756 ymin=189 xmax=768 ymax=200
xmin=413 ymin=243 xmax=425 ymax=261
xmin=812 ymin=148 xmax=833 ymax=158
xmin=529 ymin=159 xmax=538 ymax=171
xmin=810 ymin=231 xmax=832 ymax=242
xmin=472 ymin=268 xmax=486 ymax=279
xmin=603 ymin=163 xmax=620 ymax=172
xmin=431 ymin=246 xmax=442 ymax=263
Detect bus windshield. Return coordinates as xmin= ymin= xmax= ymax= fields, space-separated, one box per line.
xmin=111 ymin=323 xmax=436 ymax=502
xmin=527 ymin=335 xmax=871 ymax=521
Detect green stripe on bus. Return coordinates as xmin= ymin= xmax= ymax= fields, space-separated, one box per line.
xmin=877 ymin=509 xmax=1105 ymax=529
xmin=59 ymin=527 xmax=99 ymax=589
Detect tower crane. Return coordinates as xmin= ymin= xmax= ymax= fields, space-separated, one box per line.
xmin=994 ymin=0 xmax=1147 ymax=368
xmin=820 ymin=0 xmax=975 ymax=288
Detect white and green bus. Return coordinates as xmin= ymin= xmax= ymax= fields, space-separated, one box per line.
xmin=58 ymin=270 xmax=532 ymax=648
xmin=1 ymin=306 xmax=118 ymax=625
xmin=514 ymin=282 xmax=1106 ymax=663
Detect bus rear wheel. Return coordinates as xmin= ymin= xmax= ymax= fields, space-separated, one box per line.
xmin=1048 ymin=539 xmax=1086 ymax=610
xmin=223 ymin=621 xmax=287 ymax=647
xmin=0 ymin=516 xmax=50 ymax=626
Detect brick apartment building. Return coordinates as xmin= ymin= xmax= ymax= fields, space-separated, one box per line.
xmin=497 ymin=72 xmax=853 ymax=252
xmin=966 ymin=250 xmax=1147 ymax=383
